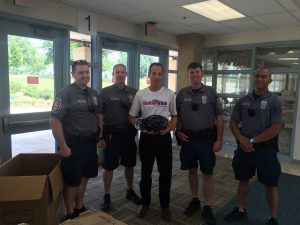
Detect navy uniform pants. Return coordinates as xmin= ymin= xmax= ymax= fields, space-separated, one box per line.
xmin=139 ymin=132 xmax=172 ymax=208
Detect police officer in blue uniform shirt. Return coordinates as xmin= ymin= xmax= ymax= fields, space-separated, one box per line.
xmin=224 ymin=67 xmax=283 ymax=225
xmin=98 ymin=64 xmax=141 ymax=212
xmin=50 ymin=60 xmax=101 ymax=220
xmin=176 ymin=62 xmax=224 ymax=225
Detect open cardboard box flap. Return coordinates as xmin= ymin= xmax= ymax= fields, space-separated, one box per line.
xmin=49 ymin=162 xmax=64 ymax=200
xmin=0 ymin=153 xmax=63 ymax=202
xmin=0 ymin=175 xmax=47 ymax=201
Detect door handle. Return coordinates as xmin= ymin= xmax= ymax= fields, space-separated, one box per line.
xmin=2 ymin=117 xmax=9 ymax=132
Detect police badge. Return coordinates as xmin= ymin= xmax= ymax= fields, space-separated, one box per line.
xmin=260 ymin=100 xmax=267 ymax=110
xmin=202 ymin=96 xmax=207 ymax=104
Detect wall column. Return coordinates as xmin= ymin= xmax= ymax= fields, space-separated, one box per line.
xmin=293 ymin=89 xmax=300 ymax=160
xmin=177 ymin=33 xmax=204 ymax=90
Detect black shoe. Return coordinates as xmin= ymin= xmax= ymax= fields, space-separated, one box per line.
xmin=184 ymin=199 xmax=201 ymax=216
xmin=65 ymin=212 xmax=79 ymax=220
xmin=126 ymin=189 xmax=142 ymax=205
xmin=74 ymin=205 xmax=88 ymax=215
xmin=268 ymin=217 xmax=279 ymax=225
xmin=101 ymin=194 xmax=111 ymax=211
xmin=224 ymin=207 xmax=247 ymax=223
xmin=161 ymin=208 xmax=172 ymax=221
xmin=202 ymin=205 xmax=216 ymax=225
xmin=137 ymin=205 xmax=149 ymax=218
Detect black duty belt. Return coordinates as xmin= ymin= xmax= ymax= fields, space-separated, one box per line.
xmin=65 ymin=133 xmax=98 ymax=143
xmin=182 ymin=127 xmax=216 ymax=140
xmin=103 ymin=125 xmax=137 ymax=135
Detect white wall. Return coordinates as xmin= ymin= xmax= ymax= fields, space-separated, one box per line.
xmin=204 ymin=26 xmax=300 ymax=47
xmin=0 ymin=0 xmax=178 ymax=49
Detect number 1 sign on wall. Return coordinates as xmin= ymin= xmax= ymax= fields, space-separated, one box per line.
xmin=78 ymin=9 xmax=97 ymax=36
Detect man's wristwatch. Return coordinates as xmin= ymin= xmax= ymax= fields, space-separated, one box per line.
xmin=249 ymin=138 xmax=255 ymax=144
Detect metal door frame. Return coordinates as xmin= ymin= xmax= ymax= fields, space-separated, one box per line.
xmin=0 ymin=18 xmax=69 ymax=164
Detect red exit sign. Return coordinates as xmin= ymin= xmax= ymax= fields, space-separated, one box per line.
xmin=27 ymin=76 xmax=39 ymax=84
xmin=14 ymin=0 xmax=37 ymax=8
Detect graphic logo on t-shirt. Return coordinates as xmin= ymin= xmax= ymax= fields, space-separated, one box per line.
xmin=143 ymin=99 xmax=167 ymax=107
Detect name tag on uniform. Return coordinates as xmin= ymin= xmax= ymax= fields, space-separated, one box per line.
xmin=242 ymin=101 xmax=250 ymax=106
xmin=183 ymin=98 xmax=192 ymax=102
xmin=77 ymin=99 xmax=87 ymax=103
xmin=111 ymin=97 xmax=119 ymax=101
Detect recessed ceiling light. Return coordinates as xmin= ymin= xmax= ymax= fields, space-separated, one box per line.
xmin=182 ymin=0 xmax=245 ymax=21
xmin=278 ymin=58 xmax=299 ymax=60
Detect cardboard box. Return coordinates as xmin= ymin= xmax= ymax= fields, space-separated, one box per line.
xmin=60 ymin=211 xmax=127 ymax=225
xmin=0 ymin=153 xmax=64 ymax=225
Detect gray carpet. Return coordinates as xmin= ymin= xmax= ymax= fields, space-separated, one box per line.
xmin=216 ymin=173 xmax=300 ymax=225
xmin=84 ymin=145 xmax=238 ymax=225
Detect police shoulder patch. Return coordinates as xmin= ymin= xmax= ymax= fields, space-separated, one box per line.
xmin=52 ymin=98 xmax=61 ymax=113
xmin=93 ymin=96 xmax=98 ymax=105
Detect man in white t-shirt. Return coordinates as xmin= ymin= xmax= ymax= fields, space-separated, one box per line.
xmin=129 ymin=62 xmax=177 ymax=221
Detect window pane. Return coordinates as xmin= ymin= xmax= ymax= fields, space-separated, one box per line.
xmin=168 ymin=72 xmax=177 ymax=93
xmin=219 ymin=97 xmax=238 ymax=118
xmin=218 ymin=49 xmax=252 ymax=70
xmin=169 ymin=50 xmax=178 ymax=70
xmin=70 ymin=31 xmax=92 ymax=86
xmin=278 ymin=128 xmax=292 ymax=156
xmin=283 ymin=100 xmax=295 ymax=125
xmin=257 ymin=47 xmax=299 ymax=69
xmin=102 ymin=49 xmax=128 ymax=88
xmin=217 ymin=74 xmax=250 ymax=94
xmin=12 ymin=130 xmax=55 ymax=157
xmin=202 ymin=52 xmax=213 ymax=71
xmin=203 ymin=74 xmax=212 ymax=86
xmin=269 ymin=73 xmax=297 ymax=97
xmin=139 ymin=54 xmax=159 ymax=90
xmin=8 ymin=35 xmax=54 ymax=114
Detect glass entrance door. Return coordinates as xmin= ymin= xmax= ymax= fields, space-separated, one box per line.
xmin=139 ymin=54 xmax=159 ymax=90
xmin=102 ymin=48 xmax=128 ymax=88
xmin=0 ymin=20 xmax=67 ymax=163
xmin=138 ymin=45 xmax=168 ymax=90
xmin=99 ymin=38 xmax=135 ymax=90
xmin=8 ymin=35 xmax=54 ymax=114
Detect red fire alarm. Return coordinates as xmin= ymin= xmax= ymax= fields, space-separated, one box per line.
xmin=145 ymin=22 xmax=157 ymax=37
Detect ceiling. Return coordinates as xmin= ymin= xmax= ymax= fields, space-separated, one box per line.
xmin=59 ymin=0 xmax=300 ymax=35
